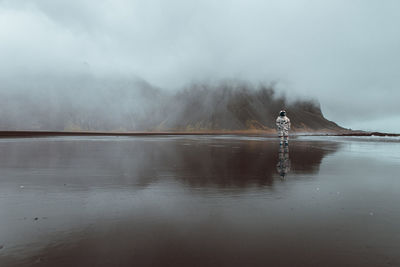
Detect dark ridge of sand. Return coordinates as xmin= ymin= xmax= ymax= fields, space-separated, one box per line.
xmin=0 ymin=130 xmax=398 ymax=138
xmin=0 ymin=131 xmax=277 ymax=138
xmin=334 ymin=131 xmax=400 ymax=137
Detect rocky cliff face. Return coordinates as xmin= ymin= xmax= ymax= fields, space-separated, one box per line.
xmin=151 ymin=81 xmax=343 ymax=132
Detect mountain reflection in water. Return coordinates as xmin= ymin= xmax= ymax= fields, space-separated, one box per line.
xmin=0 ymin=137 xmax=339 ymax=189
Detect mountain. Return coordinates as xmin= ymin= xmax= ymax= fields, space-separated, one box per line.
xmin=0 ymin=77 xmax=344 ymax=132
xmin=150 ymin=81 xmax=344 ymax=132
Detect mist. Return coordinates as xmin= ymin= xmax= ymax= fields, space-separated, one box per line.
xmin=1 ymin=0 xmax=399 ymax=132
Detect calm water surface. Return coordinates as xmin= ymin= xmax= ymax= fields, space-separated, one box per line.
xmin=0 ymin=136 xmax=399 ymax=267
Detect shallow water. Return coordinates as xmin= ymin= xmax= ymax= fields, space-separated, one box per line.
xmin=0 ymin=136 xmax=399 ymax=267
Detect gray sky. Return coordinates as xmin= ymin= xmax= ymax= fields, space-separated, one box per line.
xmin=1 ymin=0 xmax=400 ymax=132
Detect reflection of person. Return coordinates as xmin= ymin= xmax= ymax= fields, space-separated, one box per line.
xmin=276 ymin=146 xmax=290 ymax=179
xmin=276 ymin=110 xmax=291 ymax=146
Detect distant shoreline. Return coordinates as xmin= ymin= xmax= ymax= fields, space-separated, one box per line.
xmin=0 ymin=131 xmax=398 ymax=138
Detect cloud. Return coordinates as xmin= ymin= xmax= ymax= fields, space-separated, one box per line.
xmin=0 ymin=0 xmax=400 ymax=132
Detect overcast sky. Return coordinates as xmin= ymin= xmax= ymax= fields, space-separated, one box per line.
xmin=1 ymin=0 xmax=399 ymax=132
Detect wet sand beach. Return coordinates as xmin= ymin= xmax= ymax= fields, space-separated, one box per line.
xmin=0 ymin=135 xmax=399 ymax=266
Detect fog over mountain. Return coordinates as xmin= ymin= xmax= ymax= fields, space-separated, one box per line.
xmin=0 ymin=1 xmax=399 ymax=132
xmin=155 ymin=80 xmax=342 ymax=132
xmin=0 ymin=76 xmax=342 ymax=132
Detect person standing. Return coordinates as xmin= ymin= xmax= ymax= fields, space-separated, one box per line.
xmin=276 ymin=110 xmax=291 ymax=146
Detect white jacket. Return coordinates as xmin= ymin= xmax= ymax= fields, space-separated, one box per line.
xmin=276 ymin=116 xmax=291 ymax=136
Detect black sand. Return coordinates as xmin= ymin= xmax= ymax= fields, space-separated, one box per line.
xmin=0 ymin=135 xmax=399 ymax=266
